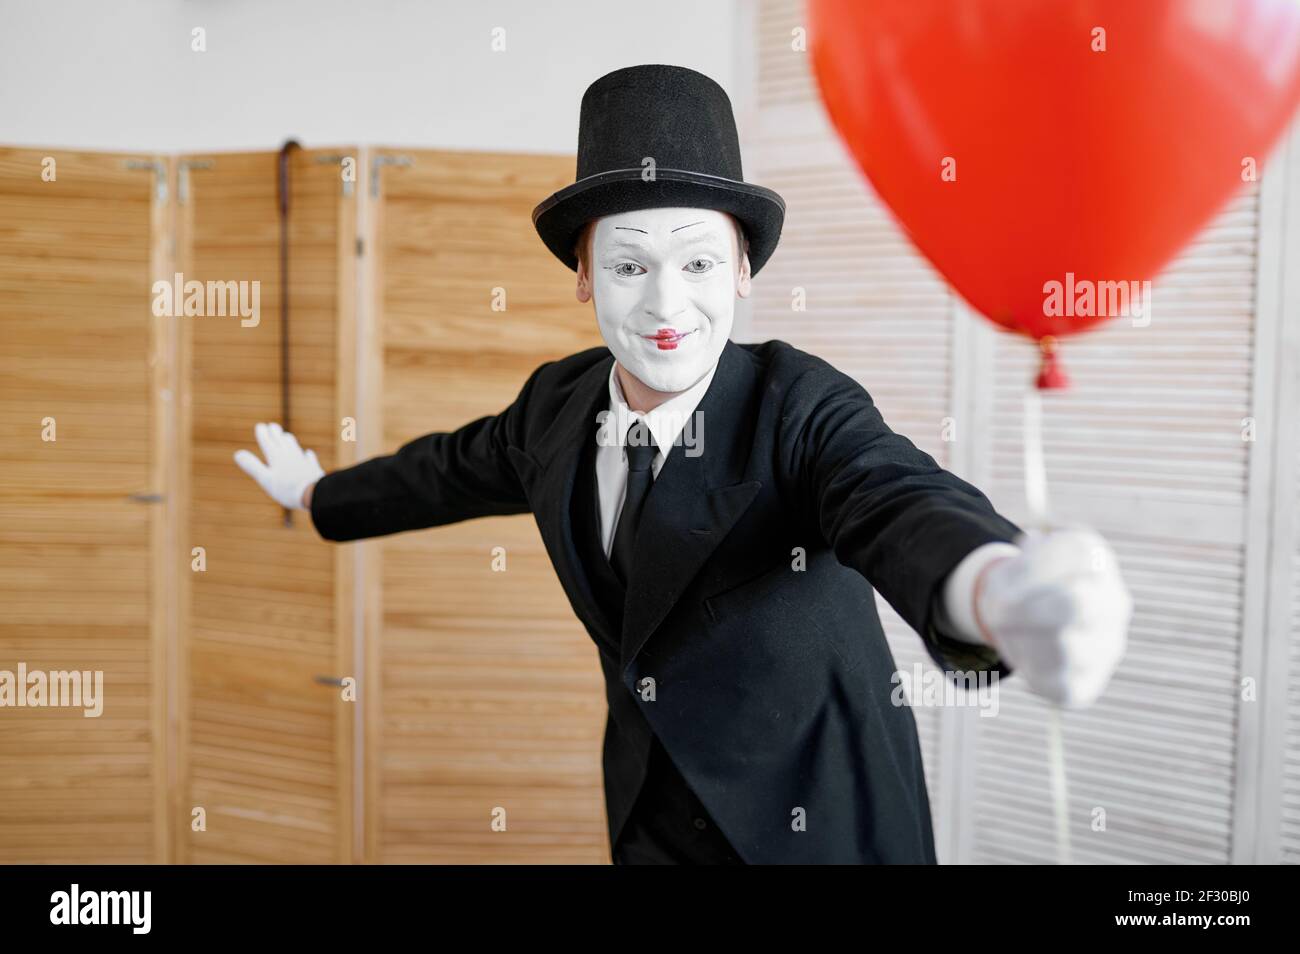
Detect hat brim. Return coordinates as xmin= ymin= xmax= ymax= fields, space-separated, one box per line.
xmin=532 ymin=168 xmax=786 ymax=276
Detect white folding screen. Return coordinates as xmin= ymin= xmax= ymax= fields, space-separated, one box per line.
xmin=739 ymin=0 xmax=970 ymax=859
xmin=745 ymin=134 xmax=960 ymax=847
xmin=970 ymin=186 xmax=1261 ymax=864
xmin=1259 ymin=125 xmax=1300 ymax=864
xmin=740 ymin=0 xmax=1300 ymax=864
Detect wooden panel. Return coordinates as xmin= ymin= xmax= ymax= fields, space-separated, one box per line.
xmin=368 ymin=149 xmax=607 ymax=863
xmin=0 ymin=147 xmax=166 ymax=861
xmin=178 ymin=148 xmax=354 ymax=863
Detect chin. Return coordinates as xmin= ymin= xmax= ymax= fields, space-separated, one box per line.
xmin=640 ymin=368 xmax=701 ymax=393
xmin=624 ymin=351 xmax=722 ymax=393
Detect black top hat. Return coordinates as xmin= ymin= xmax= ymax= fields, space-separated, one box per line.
xmin=532 ymin=64 xmax=786 ymax=276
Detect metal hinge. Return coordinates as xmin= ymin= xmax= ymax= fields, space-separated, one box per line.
xmin=126 ymin=492 xmax=165 ymax=504
xmin=177 ymin=159 xmax=215 ymax=205
xmin=370 ymin=154 xmax=413 ymax=198
xmin=315 ymin=154 xmax=357 ymax=197
xmin=124 ymin=159 xmax=167 ymax=202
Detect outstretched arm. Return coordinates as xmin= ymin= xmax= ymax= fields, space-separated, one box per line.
xmin=234 ymin=363 xmax=546 ymax=542
xmin=779 ymin=361 xmax=1130 ymax=706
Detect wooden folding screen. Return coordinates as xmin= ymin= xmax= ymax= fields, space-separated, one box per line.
xmin=362 ymin=149 xmax=607 ymax=863
xmin=175 ymin=148 xmax=356 ymax=863
xmin=2 ymin=142 xmax=611 ymax=865
xmin=0 ymin=147 xmax=171 ymax=862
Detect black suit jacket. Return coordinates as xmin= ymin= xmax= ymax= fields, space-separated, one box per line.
xmin=310 ymin=338 xmax=1022 ymax=863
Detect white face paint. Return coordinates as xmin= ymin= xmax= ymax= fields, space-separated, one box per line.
xmin=588 ymin=207 xmax=739 ymax=394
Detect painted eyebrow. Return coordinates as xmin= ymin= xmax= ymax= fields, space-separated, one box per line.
xmin=613 ymin=221 xmax=708 ymax=234
xmin=608 ymin=223 xmax=727 ymax=246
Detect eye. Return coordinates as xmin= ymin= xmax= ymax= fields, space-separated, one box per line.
xmin=684 ymin=257 xmax=716 ymax=274
xmin=611 ymin=262 xmax=646 ymax=277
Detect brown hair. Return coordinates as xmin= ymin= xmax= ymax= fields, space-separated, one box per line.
xmin=573 ymin=213 xmax=749 ymax=273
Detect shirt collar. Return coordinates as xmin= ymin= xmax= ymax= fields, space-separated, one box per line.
xmin=604 ymin=357 xmax=718 ymax=460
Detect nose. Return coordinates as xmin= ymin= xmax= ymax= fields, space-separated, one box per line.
xmin=641 ymin=266 xmax=687 ymax=325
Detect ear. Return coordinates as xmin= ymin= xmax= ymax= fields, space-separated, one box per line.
xmin=735 ymin=248 xmax=753 ymax=299
xmin=575 ymin=257 xmax=593 ymax=304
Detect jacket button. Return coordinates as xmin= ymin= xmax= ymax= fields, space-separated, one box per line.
xmin=693 ymin=817 xmax=707 ymax=830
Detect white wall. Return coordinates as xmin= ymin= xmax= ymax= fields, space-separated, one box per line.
xmin=0 ymin=0 xmax=741 ymax=154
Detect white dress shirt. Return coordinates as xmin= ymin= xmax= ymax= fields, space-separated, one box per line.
xmin=595 ymin=360 xmax=718 ymax=557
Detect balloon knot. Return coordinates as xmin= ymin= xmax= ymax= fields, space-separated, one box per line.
xmin=1035 ymin=335 xmax=1071 ymax=390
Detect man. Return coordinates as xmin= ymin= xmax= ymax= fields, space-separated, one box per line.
xmin=236 ymin=64 xmax=1131 ymax=864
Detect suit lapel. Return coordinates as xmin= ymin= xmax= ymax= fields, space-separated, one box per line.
xmin=513 ymin=354 xmax=618 ymax=647
xmin=619 ymin=340 xmax=762 ymax=676
xmin=517 ymin=340 xmax=763 ymax=677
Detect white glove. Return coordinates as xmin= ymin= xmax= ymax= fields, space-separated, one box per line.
xmin=233 ymin=422 xmax=324 ymax=511
xmin=944 ymin=525 xmax=1133 ymax=708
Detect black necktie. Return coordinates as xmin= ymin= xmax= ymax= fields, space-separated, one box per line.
xmin=609 ymin=418 xmax=658 ymax=587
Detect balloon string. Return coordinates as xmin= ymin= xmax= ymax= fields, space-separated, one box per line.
xmin=1023 ymin=386 xmax=1072 ymax=865
xmin=1046 ymin=706 xmax=1071 ymax=865
xmin=1022 ymin=387 xmax=1050 ymax=528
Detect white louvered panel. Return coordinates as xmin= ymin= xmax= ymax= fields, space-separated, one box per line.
xmin=1259 ymin=119 xmax=1300 ymax=867
xmin=747 ymin=163 xmax=956 ymax=772
xmin=750 ymin=159 xmax=954 ymax=804
xmin=751 ymin=162 xmax=956 ymax=465
xmin=973 ymin=534 xmax=1242 ymax=864
xmin=757 ymin=0 xmax=816 ymax=108
xmin=1283 ymin=441 xmax=1300 ymax=862
xmin=987 ymin=187 xmax=1258 ymax=509
xmin=971 ymin=184 xmax=1262 ymax=864
xmin=746 ymin=0 xmax=1299 ymax=867
xmin=747 ymin=0 xmax=964 ymax=847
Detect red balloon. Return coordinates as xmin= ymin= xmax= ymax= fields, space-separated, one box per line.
xmin=809 ymin=0 xmax=1300 ymax=352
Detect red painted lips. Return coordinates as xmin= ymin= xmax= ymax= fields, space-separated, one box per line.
xmin=642 ymin=327 xmax=693 ymax=351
